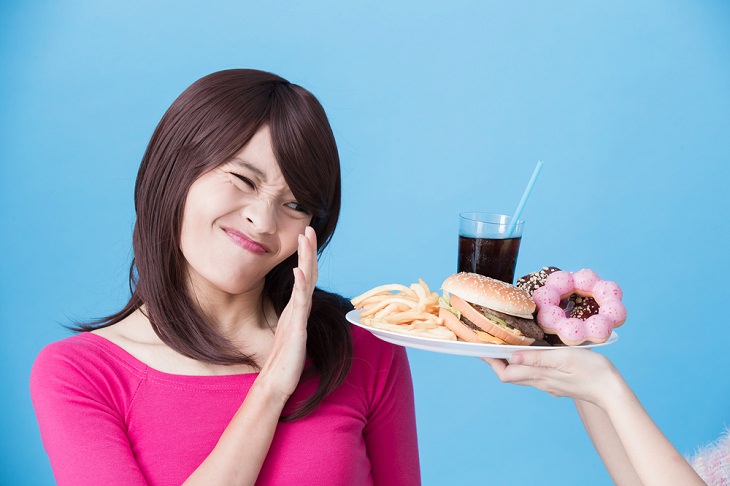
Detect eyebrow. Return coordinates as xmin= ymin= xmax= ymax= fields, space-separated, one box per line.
xmin=228 ymin=158 xmax=296 ymax=198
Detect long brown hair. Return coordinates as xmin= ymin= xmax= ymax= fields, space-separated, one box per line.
xmin=80 ymin=69 xmax=352 ymax=419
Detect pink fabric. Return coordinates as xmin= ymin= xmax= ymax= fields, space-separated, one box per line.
xmin=689 ymin=428 xmax=730 ymax=485
xmin=30 ymin=326 xmax=420 ymax=485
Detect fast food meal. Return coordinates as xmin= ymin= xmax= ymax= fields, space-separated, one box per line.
xmin=351 ymin=279 xmax=457 ymax=341
xmin=352 ymin=269 xmax=626 ymax=349
xmin=439 ymin=272 xmax=544 ymax=345
xmin=517 ymin=267 xmax=626 ymax=346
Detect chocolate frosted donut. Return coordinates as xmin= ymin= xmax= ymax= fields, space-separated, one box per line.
xmin=516 ymin=266 xmax=562 ymax=296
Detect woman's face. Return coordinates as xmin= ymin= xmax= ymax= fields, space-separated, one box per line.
xmin=179 ymin=124 xmax=312 ymax=297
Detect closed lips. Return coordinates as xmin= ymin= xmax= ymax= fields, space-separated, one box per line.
xmin=224 ymin=228 xmax=268 ymax=254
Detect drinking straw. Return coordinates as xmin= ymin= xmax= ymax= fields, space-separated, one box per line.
xmin=508 ymin=160 xmax=544 ymax=237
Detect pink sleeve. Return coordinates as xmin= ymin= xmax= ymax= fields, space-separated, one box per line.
xmin=363 ymin=343 xmax=421 ymax=485
xmin=30 ymin=341 xmax=149 ymax=486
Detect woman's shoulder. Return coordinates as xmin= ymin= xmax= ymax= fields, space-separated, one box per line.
xmin=349 ymin=323 xmax=410 ymax=375
xmin=350 ymin=323 xmax=391 ymax=352
xmin=30 ymin=331 xmax=155 ymax=440
xmin=34 ymin=332 xmax=119 ymax=365
xmin=31 ymin=331 xmax=148 ymax=391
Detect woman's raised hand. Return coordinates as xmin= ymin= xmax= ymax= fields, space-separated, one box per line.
xmin=258 ymin=226 xmax=318 ymax=403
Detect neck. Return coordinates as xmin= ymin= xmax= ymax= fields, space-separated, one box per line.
xmin=188 ymin=280 xmax=275 ymax=341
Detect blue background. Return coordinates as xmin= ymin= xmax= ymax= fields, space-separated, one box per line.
xmin=2 ymin=1 xmax=729 ymax=484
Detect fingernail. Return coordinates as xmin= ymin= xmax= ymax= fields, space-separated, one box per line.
xmin=508 ymin=354 xmax=524 ymax=365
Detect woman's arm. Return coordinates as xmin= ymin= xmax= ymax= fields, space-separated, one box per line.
xmin=31 ymin=346 xmax=152 ymax=485
xmin=184 ymin=227 xmax=319 ymax=485
xmin=574 ymin=398 xmax=642 ymax=484
xmin=363 ymin=344 xmax=421 ymax=486
xmin=485 ymin=349 xmax=704 ymax=486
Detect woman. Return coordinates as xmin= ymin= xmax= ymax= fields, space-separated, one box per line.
xmin=31 ymin=69 xmax=420 ymax=485
xmin=485 ymin=349 xmax=719 ymax=485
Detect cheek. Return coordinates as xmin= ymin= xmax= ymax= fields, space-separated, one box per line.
xmin=279 ymin=218 xmax=312 ymax=254
xmin=179 ymin=217 xmax=204 ymax=266
xmin=179 ymin=192 xmax=217 ymax=259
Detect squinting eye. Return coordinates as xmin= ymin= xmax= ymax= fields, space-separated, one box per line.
xmin=286 ymin=202 xmax=311 ymax=214
xmin=231 ymin=173 xmax=255 ymax=189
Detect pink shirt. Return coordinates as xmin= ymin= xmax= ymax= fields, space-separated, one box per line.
xmin=30 ymin=326 xmax=420 ymax=485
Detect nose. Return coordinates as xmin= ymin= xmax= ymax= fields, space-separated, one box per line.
xmin=244 ymin=198 xmax=277 ymax=235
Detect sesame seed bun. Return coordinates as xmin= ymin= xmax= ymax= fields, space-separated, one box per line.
xmin=442 ymin=272 xmax=536 ymax=319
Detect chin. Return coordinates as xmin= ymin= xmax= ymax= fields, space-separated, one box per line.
xmin=186 ymin=267 xmax=265 ymax=298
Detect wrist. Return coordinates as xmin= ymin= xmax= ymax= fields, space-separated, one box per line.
xmin=250 ymin=373 xmax=292 ymax=410
xmin=593 ymin=359 xmax=634 ymax=414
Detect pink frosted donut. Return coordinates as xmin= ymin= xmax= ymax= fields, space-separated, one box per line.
xmin=532 ymin=269 xmax=626 ymax=346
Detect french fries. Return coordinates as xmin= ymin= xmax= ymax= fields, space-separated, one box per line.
xmin=351 ymin=279 xmax=457 ymax=341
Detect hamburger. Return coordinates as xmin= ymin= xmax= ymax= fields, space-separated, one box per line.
xmin=439 ymin=272 xmax=544 ymax=345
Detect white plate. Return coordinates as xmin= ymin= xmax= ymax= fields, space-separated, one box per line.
xmin=346 ymin=310 xmax=618 ymax=359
